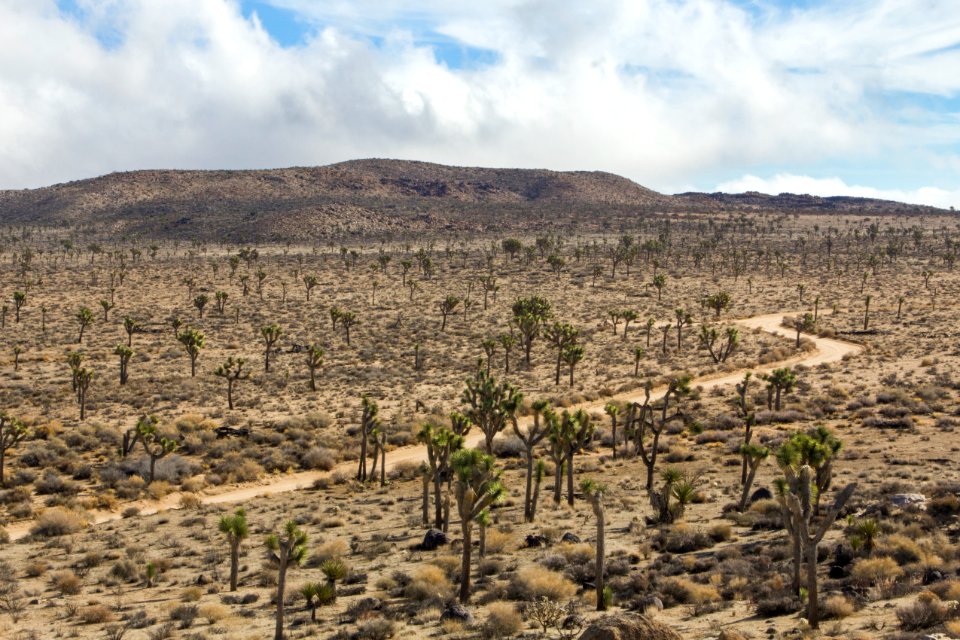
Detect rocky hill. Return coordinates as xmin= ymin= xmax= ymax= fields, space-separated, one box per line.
xmin=0 ymin=159 xmax=948 ymax=241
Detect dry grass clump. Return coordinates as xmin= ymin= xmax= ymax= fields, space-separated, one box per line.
xmin=876 ymin=534 xmax=924 ymax=565
xmin=508 ymin=566 xmax=576 ymax=601
xmin=823 ymin=594 xmax=855 ymax=619
xmin=485 ymin=529 xmax=513 ymax=555
xmin=30 ymin=507 xmax=86 ymax=537
xmin=851 ymin=556 xmax=904 ymax=586
xmin=404 ymin=565 xmax=453 ymax=602
xmin=556 ymin=542 xmax=594 ymax=565
xmin=52 ymin=570 xmax=82 ymax=595
xmin=78 ymin=603 xmax=114 ymax=624
xmin=482 ymin=602 xmax=523 ymax=639
xmin=661 ymin=576 xmax=720 ymax=605
xmin=356 ymin=617 xmax=397 ymax=639
xmin=199 ymin=603 xmax=229 ymax=623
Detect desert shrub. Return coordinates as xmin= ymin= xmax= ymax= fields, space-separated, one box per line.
xmin=508 ymin=566 xmax=576 ymax=601
xmin=482 ymin=602 xmax=522 ymax=639
xmin=897 ymin=591 xmax=956 ymax=630
xmin=823 ymin=595 xmax=855 ymax=619
xmin=708 ymin=523 xmax=732 ymax=542
xmin=404 ymin=565 xmax=452 ymax=602
xmin=181 ymin=586 xmax=203 ymax=602
xmin=660 ymin=577 xmax=720 ymax=605
xmin=754 ymin=595 xmax=799 ymax=617
xmin=110 ymin=558 xmax=140 ymax=582
xmin=52 ymin=570 xmax=82 ymax=595
xmin=485 ymin=529 xmax=513 ymax=555
xmin=79 ymin=604 xmax=114 ymax=624
xmin=310 ymin=539 xmax=349 ymax=564
xmin=170 ymin=604 xmax=199 ymax=629
xmin=876 ymin=534 xmax=923 ymax=565
xmin=556 ymin=542 xmax=594 ymax=565
xmin=657 ymin=524 xmax=714 ymax=553
xmin=301 ymin=446 xmax=336 ymax=470
xmin=31 ymin=508 xmax=86 ymax=537
xmin=929 ymin=494 xmax=960 ymax=517
xmin=356 ymin=617 xmax=396 ymax=640
xmin=492 ymin=436 xmax=525 ymax=458
xmin=24 ymin=560 xmax=48 ymax=577
xmin=851 ymin=556 xmax=904 ymax=586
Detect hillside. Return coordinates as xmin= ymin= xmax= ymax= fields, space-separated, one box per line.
xmin=0 ymin=159 xmax=948 ymax=241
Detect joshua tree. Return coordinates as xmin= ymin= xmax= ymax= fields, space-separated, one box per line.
xmin=544 ymin=322 xmax=579 ymax=386
xmin=76 ymin=307 xmax=94 ymax=343
xmin=649 ymin=467 xmax=698 ymax=524
xmin=356 ymin=395 xmax=379 ymax=482
xmin=794 ymin=312 xmax=816 ymax=347
xmin=214 ymin=357 xmax=249 ymax=410
xmin=193 ymin=294 xmax=209 ymax=318
xmin=12 ymin=291 xmax=25 ymax=323
xmin=339 ymin=311 xmax=357 ymax=345
xmin=136 ymin=416 xmax=178 ymax=485
xmin=452 ymin=449 xmax=504 ymax=603
xmin=896 ymin=295 xmax=904 ymax=319
xmin=438 ymin=295 xmax=460 ymax=331
xmin=76 ymin=366 xmax=93 ymax=420
xmin=557 ymin=409 xmax=593 ymax=506
xmin=604 ymin=403 xmax=621 ymax=459
xmin=512 ymin=401 xmax=554 ymax=521
xmin=300 ymin=582 xmax=334 ymax=624
xmin=462 ymin=368 xmax=522 ymax=454
xmin=561 ymin=344 xmax=585 ymax=386
xmin=705 ymin=290 xmax=731 ymax=318
xmin=177 ymin=327 xmax=205 ymax=377
xmin=169 ymin=315 xmax=182 ymax=337
xmin=674 ymin=308 xmax=692 ymax=350
xmin=660 ymin=322 xmax=671 ymax=354
xmin=305 ymin=345 xmax=324 ymax=391
xmin=775 ymin=461 xmax=856 ymax=629
xmin=260 ymin=324 xmax=283 ymax=372
xmin=700 ymin=325 xmax=740 ymax=363
xmin=511 ymin=296 xmax=552 ymax=365
xmin=418 ymin=424 xmax=463 ymax=529
xmin=607 ymin=310 xmax=622 ymax=336
xmin=256 ymin=268 xmax=267 ymax=300
xmin=501 ymin=238 xmax=522 ymax=260
xmin=652 ymin=274 xmax=666 ymax=300
xmin=476 ymin=509 xmax=491 ymax=558
xmin=67 ymin=351 xmax=84 ymax=394
xmin=303 ymin=275 xmax=318 ymax=301
xmin=498 ymin=333 xmax=516 ymax=373
xmin=115 ymin=344 xmax=133 ymax=385
xmin=215 ymin=290 xmax=228 ymax=314
xmin=645 ymin=317 xmax=655 ymax=348
xmin=621 ymin=309 xmax=637 ymax=339
xmin=624 ymin=376 xmax=690 ymax=490
xmin=265 ymin=521 xmax=308 ymax=640
xmin=0 ymin=412 xmax=28 ymax=486
xmin=239 ymin=274 xmax=250 ymax=296
xmin=480 ymin=339 xmax=497 ymax=374
xmin=218 ymin=508 xmax=248 ymax=591
xmin=321 ymin=558 xmax=348 ymax=598
xmin=580 ymin=479 xmax=608 ymax=611
xmin=529 ymin=459 xmax=546 ymax=522
xmin=632 ymin=345 xmax=645 ymax=377
xmin=761 ymin=367 xmax=797 ymax=411
xmin=737 ymin=443 xmax=769 ymax=511
xmin=122 ymin=316 xmax=142 ymax=347
xmin=735 ymin=373 xmax=756 ymax=485
xmin=12 ymin=346 xmax=21 ymax=371
xmin=863 ymin=294 xmax=871 ymax=330
xmin=100 ymin=299 xmax=114 ymax=322
xmin=400 ymin=260 xmax=413 ymax=286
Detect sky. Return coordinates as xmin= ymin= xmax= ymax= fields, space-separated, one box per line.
xmin=1 ymin=0 xmax=958 ymax=208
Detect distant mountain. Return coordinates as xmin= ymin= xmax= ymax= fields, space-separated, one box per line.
xmin=0 ymin=159 xmax=948 ymax=241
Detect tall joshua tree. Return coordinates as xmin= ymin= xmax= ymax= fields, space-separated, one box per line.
xmin=76 ymin=366 xmax=93 ymax=420
xmin=794 ymin=312 xmax=816 ymax=348
xmin=177 ymin=327 xmax=205 ymax=377
xmin=219 ymin=508 xmax=249 ymax=591
xmin=761 ymin=367 xmax=797 ymax=411
xmin=737 ymin=443 xmax=769 ymax=512
xmin=122 ymin=316 xmax=142 ymax=347
xmin=12 ymin=291 xmax=25 ymax=323
xmin=418 ymin=423 xmax=463 ymax=529
xmin=214 ymin=357 xmax=249 ymax=410
xmin=562 ymin=344 xmax=585 ymax=386
xmin=265 ymin=521 xmax=308 ymax=640
xmin=76 ymin=307 xmax=94 ymax=343
xmin=462 ymin=368 xmax=522 ymax=454
xmin=0 ymin=412 xmax=28 ymax=486
xmin=303 ymin=275 xmax=318 ymax=301
xmin=194 ymin=294 xmax=209 ymax=319
xmin=512 ymin=401 xmax=554 ymax=521
xmin=558 ymin=409 xmax=593 ymax=506
xmin=604 ymin=403 xmax=620 ymax=459
xmin=624 ymin=376 xmax=690 ymax=490
xmin=305 ymin=345 xmax=324 ymax=392
xmin=674 ymin=308 xmax=692 ymax=350
xmin=356 ymin=395 xmax=379 ymax=482
xmin=261 ymin=324 xmax=283 ymax=373
xmin=511 ymin=296 xmax=552 ymax=366
xmin=580 ymin=479 xmax=608 ymax=611
xmin=115 ymin=344 xmax=133 ymax=385
xmin=544 ymin=322 xmax=579 ymax=386
xmin=438 ymin=295 xmax=461 ymax=331
xmin=452 ymin=449 xmax=504 ymax=603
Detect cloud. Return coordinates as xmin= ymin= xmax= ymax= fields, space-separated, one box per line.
xmin=0 ymin=0 xmax=957 ymax=198
xmin=715 ymin=174 xmax=960 ymax=209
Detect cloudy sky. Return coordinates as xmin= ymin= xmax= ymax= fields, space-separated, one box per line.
xmin=1 ymin=0 xmax=959 ymax=207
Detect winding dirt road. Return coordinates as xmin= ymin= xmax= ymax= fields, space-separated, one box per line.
xmin=7 ymin=312 xmax=862 ymax=541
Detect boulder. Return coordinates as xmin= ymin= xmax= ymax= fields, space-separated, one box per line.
xmin=420 ymin=529 xmax=449 ymax=551
xmin=578 ymin=614 xmax=683 ymax=640
xmin=439 ymin=602 xmax=474 ymax=624
xmin=890 ymin=493 xmax=927 ymax=507
xmin=525 ymin=533 xmax=549 ymax=548
xmin=561 ymin=532 xmax=582 ymax=544
xmin=750 ymin=487 xmax=774 ymax=503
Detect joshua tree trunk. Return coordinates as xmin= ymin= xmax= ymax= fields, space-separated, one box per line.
xmin=459 ymin=518 xmax=472 ymax=602
xmin=530 ymin=469 xmax=543 ymax=522
xmin=566 ymin=453 xmax=575 ymax=507
xmin=593 ymin=497 xmax=606 ymax=611
xmin=421 ymin=471 xmax=430 ymax=526
xmin=229 ymin=541 xmax=240 ymax=591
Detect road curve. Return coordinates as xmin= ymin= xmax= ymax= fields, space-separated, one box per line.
xmin=6 ymin=312 xmax=862 ymax=541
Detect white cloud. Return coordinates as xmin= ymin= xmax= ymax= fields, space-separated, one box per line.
xmin=715 ymin=174 xmax=960 ymax=209
xmin=0 ymin=0 xmax=957 ymax=198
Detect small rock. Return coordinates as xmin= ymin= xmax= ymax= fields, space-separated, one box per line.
xmin=890 ymin=493 xmax=927 ymax=507
xmin=196 ymin=574 xmax=210 ymax=585
xmin=440 ymin=602 xmax=474 ymax=624
xmin=635 ymin=596 xmax=663 ymax=612
xmin=420 ymin=529 xmax=449 ymax=551
xmin=561 ymin=532 xmax=582 ymax=544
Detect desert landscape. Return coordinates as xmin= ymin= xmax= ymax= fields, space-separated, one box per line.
xmin=0 ymin=162 xmax=959 ymax=640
